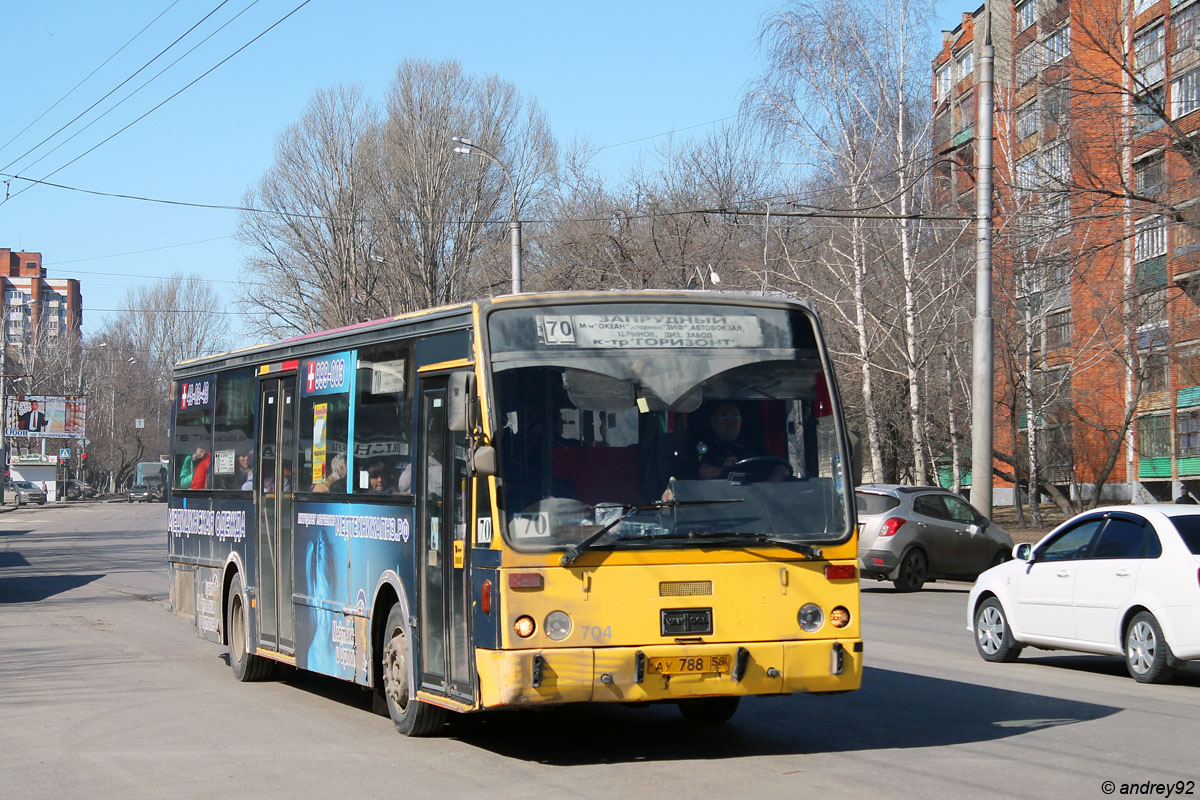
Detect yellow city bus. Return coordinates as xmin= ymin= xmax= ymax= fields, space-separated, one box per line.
xmin=167 ymin=290 xmax=861 ymax=736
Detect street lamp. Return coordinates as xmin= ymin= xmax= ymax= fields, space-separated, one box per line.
xmin=451 ymin=136 xmax=522 ymax=294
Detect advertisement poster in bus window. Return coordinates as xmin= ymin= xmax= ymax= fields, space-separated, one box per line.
xmin=294 ymin=500 xmax=414 ymax=684
xmin=302 ymin=351 xmax=350 ymax=490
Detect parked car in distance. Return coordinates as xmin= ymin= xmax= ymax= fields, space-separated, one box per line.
xmin=63 ymin=479 xmax=94 ymax=500
xmin=5 ymin=480 xmax=47 ymax=505
xmin=857 ymin=484 xmax=1013 ymax=591
xmin=968 ymin=505 xmax=1200 ymax=683
xmin=127 ymin=484 xmax=151 ymax=503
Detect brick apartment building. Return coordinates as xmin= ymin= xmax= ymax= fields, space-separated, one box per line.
xmin=935 ymin=0 xmax=1200 ymax=504
xmin=1 ymin=249 xmax=83 ymax=352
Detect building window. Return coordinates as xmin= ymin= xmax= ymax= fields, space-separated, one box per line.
xmin=1142 ymin=348 xmax=1171 ymax=392
xmin=957 ymin=48 xmax=974 ymax=81
xmin=1179 ymin=409 xmax=1200 ymax=457
xmin=1042 ymin=140 xmax=1071 ymax=188
xmin=1046 ymin=26 xmax=1071 ymax=63
xmin=1135 ymin=216 xmax=1168 ymax=262
xmin=1136 ymin=23 xmax=1165 ymax=71
xmin=1180 ymin=346 xmax=1200 ymax=386
xmin=1045 ymin=309 xmax=1073 ymax=349
xmin=936 ymin=66 xmax=951 ymax=100
xmin=1177 ymin=2 xmax=1199 ymax=51
xmin=1135 ymin=86 xmax=1166 ymax=132
xmin=1135 ymin=152 xmax=1165 ymax=196
xmin=1015 ymin=156 xmax=1038 ymax=201
xmin=1017 ymin=43 xmax=1043 ymax=85
xmin=1137 ymin=414 xmax=1170 ymax=457
xmin=1016 ymin=100 xmax=1039 ymax=140
xmin=1134 ymin=0 xmax=1158 ymax=14
xmin=1016 ymin=0 xmax=1036 ymax=31
xmin=1173 ymin=69 xmax=1200 ymax=118
xmin=1046 ymin=194 xmax=1070 ymax=230
xmin=1043 ymin=81 xmax=1070 ymax=126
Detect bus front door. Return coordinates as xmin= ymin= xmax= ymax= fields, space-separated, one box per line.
xmin=417 ymin=376 xmax=472 ymax=702
xmin=256 ymin=376 xmax=297 ymax=655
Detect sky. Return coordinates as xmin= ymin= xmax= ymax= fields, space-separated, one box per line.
xmin=0 ymin=0 xmax=968 ymax=342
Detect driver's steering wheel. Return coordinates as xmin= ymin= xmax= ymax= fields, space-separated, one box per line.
xmin=726 ymin=456 xmax=794 ymax=483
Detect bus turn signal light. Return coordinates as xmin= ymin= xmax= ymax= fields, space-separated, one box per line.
xmin=514 ymin=616 xmax=536 ymax=638
xmin=829 ymin=606 xmax=851 ymax=628
xmin=481 ymin=580 xmax=492 ymax=615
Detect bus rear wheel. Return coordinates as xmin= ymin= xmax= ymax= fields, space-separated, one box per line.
xmin=677 ymin=696 xmax=740 ymax=725
xmin=381 ymin=604 xmax=446 ymax=736
xmin=227 ymin=574 xmax=271 ymax=681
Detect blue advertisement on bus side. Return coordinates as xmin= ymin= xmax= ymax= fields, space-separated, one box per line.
xmin=293 ymin=500 xmax=416 ymax=684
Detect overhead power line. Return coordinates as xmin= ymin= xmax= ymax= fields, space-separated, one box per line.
xmin=2 ymin=0 xmax=314 ymax=206
xmin=0 ymin=1 xmax=182 ymax=160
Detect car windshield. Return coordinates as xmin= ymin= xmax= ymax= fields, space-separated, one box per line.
xmin=487 ymin=302 xmax=852 ymax=552
xmin=16 ymin=481 xmax=36 ymax=489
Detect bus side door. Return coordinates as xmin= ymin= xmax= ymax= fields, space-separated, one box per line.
xmin=416 ymin=375 xmax=472 ymax=702
xmin=256 ymin=375 xmax=297 ymax=655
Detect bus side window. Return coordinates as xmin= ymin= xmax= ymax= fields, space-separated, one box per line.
xmin=352 ymin=341 xmax=412 ymax=496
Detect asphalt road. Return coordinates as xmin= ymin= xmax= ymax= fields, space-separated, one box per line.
xmin=2 ymin=503 xmax=1198 ymax=800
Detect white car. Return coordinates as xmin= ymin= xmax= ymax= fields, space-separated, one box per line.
xmin=967 ymin=504 xmax=1200 ymax=683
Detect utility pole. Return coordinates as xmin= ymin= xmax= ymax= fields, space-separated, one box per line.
xmin=971 ymin=6 xmax=996 ymax=517
xmin=451 ymin=136 xmax=523 ymax=294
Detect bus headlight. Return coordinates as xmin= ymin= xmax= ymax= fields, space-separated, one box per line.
xmin=544 ymin=611 xmax=572 ymax=641
xmin=514 ymin=615 xmax=536 ymax=638
xmin=797 ymin=603 xmax=824 ymax=633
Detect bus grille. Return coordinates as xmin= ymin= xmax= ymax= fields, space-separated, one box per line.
xmin=659 ymin=580 xmax=713 ymax=597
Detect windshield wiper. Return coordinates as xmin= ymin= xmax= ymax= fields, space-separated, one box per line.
xmin=559 ymin=499 xmax=743 ymax=567
xmin=632 ymin=530 xmax=824 ymax=559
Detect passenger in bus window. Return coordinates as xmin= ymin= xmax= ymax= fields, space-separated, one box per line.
xmin=367 ymin=462 xmax=393 ymax=493
xmin=236 ymin=448 xmax=254 ymax=491
xmin=313 ymin=454 xmax=347 ymax=494
xmin=189 ymin=447 xmax=211 ymax=490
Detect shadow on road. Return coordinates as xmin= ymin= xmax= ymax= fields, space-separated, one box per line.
xmin=438 ymin=665 xmax=1120 ymax=764
xmin=0 ymin=527 xmax=34 ymax=538
xmin=260 ymin=662 xmax=1121 ymax=763
xmin=0 ymin=573 xmax=105 ymax=603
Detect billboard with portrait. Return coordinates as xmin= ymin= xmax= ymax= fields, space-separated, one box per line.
xmin=3 ymin=395 xmax=87 ymax=439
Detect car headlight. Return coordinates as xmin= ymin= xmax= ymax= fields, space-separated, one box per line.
xmin=797 ymin=603 xmax=824 ymax=633
xmin=544 ymin=611 xmax=572 ymax=641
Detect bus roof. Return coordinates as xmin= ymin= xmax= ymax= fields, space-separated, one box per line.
xmin=173 ymin=290 xmax=817 ymax=378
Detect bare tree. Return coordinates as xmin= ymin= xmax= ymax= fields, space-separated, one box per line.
xmin=238 ymin=84 xmax=381 ymax=337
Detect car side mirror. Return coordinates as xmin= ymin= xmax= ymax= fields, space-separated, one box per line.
xmin=1014 ymin=542 xmax=1032 ymax=561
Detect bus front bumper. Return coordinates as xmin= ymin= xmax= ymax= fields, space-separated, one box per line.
xmin=476 ymin=639 xmax=862 ymax=708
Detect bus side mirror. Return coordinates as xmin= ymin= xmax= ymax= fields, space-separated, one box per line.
xmin=848 ymin=430 xmax=863 ymax=486
xmin=448 ymin=371 xmax=473 ymax=432
xmin=472 ymin=445 xmax=496 ymax=477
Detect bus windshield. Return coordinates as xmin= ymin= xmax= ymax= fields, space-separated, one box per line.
xmin=487 ymin=302 xmax=850 ymax=553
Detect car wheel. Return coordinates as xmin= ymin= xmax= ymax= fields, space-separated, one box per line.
xmin=381 ymin=604 xmax=445 ymax=736
xmin=678 ymin=696 xmax=741 ymax=724
xmin=1125 ymin=611 xmax=1176 ymax=684
xmin=893 ymin=548 xmax=927 ymax=592
xmin=974 ymin=597 xmax=1023 ymax=662
xmin=227 ymin=574 xmax=272 ymax=682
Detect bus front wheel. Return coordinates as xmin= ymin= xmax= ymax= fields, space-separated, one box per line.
xmin=227 ymin=573 xmax=271 ymax=681
xmin=381 ymin=604 xmax=446 ymax=736
xmin=678 ymin=696 xmax=740 ymax=725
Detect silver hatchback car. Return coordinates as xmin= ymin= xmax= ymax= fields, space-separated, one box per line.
xmin=857 ymin=484 xmax=1013 ymax=591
